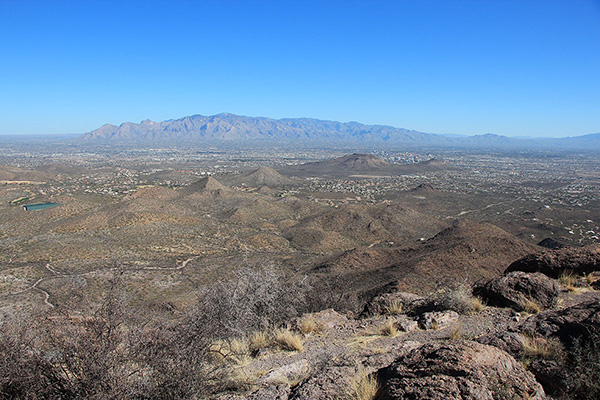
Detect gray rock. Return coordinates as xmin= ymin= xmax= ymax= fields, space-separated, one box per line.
xmin=474 ymin=271 xmax=558 ymax=311
xmin=258 ymin=359 xmax=309 ymax=386
xmin=376 ymin=340 xmax=547 ymax=400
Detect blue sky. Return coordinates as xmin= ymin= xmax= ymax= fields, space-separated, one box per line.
xmin=1 ymin=0 xmax=599 ymax=137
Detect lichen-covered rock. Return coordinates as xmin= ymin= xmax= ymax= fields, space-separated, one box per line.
xmin=474 ymin=271 xmax=558 ymax=311
xmin=506 ymin=244 xmax=600 ymax=278
xmin=376 ymin=341 xmax=547 ymax=400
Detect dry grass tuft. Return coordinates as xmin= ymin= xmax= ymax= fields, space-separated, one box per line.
xmin=274 ymin=328 xmax=304 ymax=352
xmin=298 ymin=316 xmax=323 ymax=335
xmin=470 ymin=296 xmax=485 ymax=312
xmin=586 ymin=273 xmax=596 ymax=285
xmin=347 ymin=371 xmax=380 ymax=400
xmin=380 ymin=319 xmax=398 ymax=337
xmin=449 ymin=324 xmax=462 ymax=340
xmin=521 ymin=332 xmax=564 ymax=359
xmin=519 ymin=296 xmax=542 ymax=314
xmin=559 ymin=271 xmax=578 ymax=292
xmin=249 ymin=330 xmax=271 ymax=354
xmin=384 ymin=300 xmax=403 ymax=315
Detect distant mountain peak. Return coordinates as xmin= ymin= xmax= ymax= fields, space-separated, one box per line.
xmin=78 ymin=113 xmax=600 ymax=150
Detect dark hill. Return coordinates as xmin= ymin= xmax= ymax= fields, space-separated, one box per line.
xmin=312 ymin=220 xmax=541 ymax=304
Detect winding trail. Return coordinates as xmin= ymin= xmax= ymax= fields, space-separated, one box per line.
xmin=3 ymin=256 xmax=199 ymax=308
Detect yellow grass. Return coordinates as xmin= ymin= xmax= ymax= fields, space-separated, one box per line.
xmin=298 ymin=316 xmax=323 ymax=335
xmin=521 ymin=332 xmax=564 ymax=359
xmin=274 ymin=328 xmax=304 ymax=352
xmin=559 ymin=271 xmax=578 ymax=292
xmin=347 ymin=372 xmax=380 ymax=400
xmin=470 ymin=296 xmax=485 ymax=312
xmin=380 ymin=319 xmax=398 ymax=337
xmin=449 ymin=324 xmax=462 ymax=340
xmin=520 ymin=296 xmax=542 ymax=314
xmin=384 ymin=300 xmax=403 ymax=315
xmin=249 ymin=330 xmax=271 ymax=353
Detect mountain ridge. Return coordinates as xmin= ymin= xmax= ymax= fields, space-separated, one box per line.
xmin=79 ymin=113 xmax=600 ymax=150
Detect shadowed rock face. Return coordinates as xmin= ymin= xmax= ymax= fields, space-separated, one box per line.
xmin=376 ymin=341 xmax=547 ymax=400
xmin=521 ymin=300 xmax=600 ymax=348
xmin=506 ymin=244 xmax=600 ymax=278
xmin=474 ymin=271 xmax=559 ymax=311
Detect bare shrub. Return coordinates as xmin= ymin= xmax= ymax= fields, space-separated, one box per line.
xmin=191 ymin=264 xmax=312 ymax=338
xmin=424 ymin=283 xmax=481 ymax=315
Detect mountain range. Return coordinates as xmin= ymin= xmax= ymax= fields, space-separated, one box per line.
xmin=79 ymin=113 xmax=600 ymax=150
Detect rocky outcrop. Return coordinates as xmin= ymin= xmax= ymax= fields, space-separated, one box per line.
xmin=506 ymin=244 xmax=600 ymax=278
xmin=375 ymin=340 xmax=547 ymax=400
xmin=520 ymin=299 xmax=600 ymax=347
xmin=474 ymin=271 xmax=559 ymax=311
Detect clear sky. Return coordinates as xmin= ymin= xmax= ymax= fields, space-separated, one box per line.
xmin=1 ymin=0 xmax=599 ymax=137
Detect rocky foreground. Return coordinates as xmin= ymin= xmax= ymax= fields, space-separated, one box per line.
xmin=217 ymin=244 xmax=600 ymax=400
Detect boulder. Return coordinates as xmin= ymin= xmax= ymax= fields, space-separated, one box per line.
xmin=418 ymin=310 xmax=459 ymax=330
xmin=474 ymin=271 xmax=558 ymax=311
xmin=376 ymin=340 xmax=547 ymax=400
xmin=506 ymin=244 xmax=600 ymax=278
xmin=258 ymin=359 xmax=309 ymax=386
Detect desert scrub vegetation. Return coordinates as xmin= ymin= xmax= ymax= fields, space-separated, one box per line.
xmin=274 ymin=327 xmax=305 ymax=352
xmin=559 ymin=271 xmax=578 ymax=292
xmin=0 ymin=265 xmax=316 ymax=399
xmin=379 ymin=318 xmax=399 ymax=337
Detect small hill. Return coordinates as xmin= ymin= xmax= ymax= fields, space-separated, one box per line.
xmin=410 ymin=183 xmax=437 ymax=193
xmin=182 ymin=176 xmax=228 ymax=195
xmin=279 ymin=154 xmax=454 ymax=178
xmin=284 ymin=202 xmax=445 ymax=253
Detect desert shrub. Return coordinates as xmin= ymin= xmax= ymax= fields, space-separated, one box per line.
xmin=384 ymin=299 xmax=403 ymax=315
xmin=423 ymin=282 xmax=482 ymax=314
